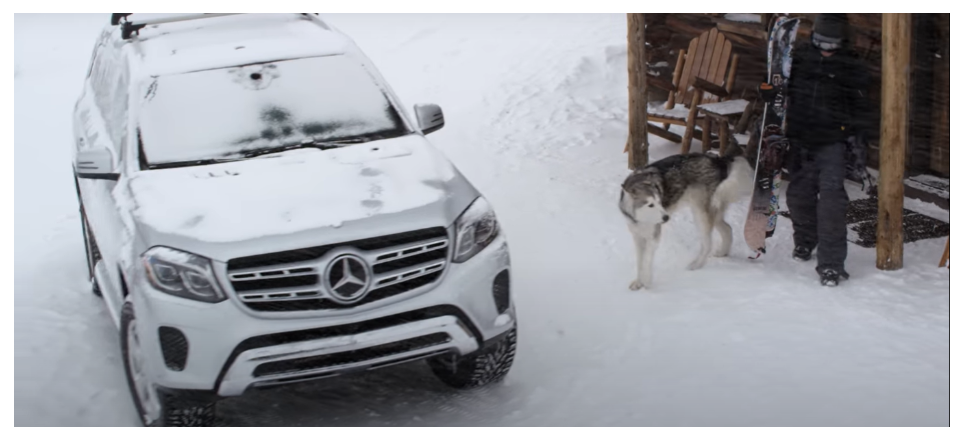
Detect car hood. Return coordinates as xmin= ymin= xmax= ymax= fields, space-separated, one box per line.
xmin=121 ymin=135 xmax=479 ymax=262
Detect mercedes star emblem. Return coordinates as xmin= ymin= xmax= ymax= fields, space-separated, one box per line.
xmin=324 ymin=254 xmax=371 ymax=303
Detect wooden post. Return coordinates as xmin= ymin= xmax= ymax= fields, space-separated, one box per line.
xmin=877 ymin=13 xmax=911 ymax=271
xmin=626 ymin=13 xmax=648 ymax=170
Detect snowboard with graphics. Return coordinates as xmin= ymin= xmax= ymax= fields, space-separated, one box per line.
xmin=744 ymin=15 xmax=800 ymax=258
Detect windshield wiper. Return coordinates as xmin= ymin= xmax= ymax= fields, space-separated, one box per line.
xmin=322 ymin=135 xmax=380 ymax=144
xmin=240 ymin=139 xmax=354 ymax=159
xmin=149 ymin=157 xmax=240 ymax=170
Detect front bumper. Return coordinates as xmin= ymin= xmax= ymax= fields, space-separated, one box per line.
xmin=130 ymin=234 xmax=513 ymax=397
xmin=219 ymin=314 xmax=477 ymax=395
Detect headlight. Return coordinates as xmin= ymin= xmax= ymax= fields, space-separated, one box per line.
xmin=142 ymin=247 xmax=226 ymax=303
xmin=453 ymin=197 xmax=500 ymax=263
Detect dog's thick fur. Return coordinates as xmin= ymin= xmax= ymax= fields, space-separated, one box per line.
xmin=619 ymin=145 xmax=754 ymax=290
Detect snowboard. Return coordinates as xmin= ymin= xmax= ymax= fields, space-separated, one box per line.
xmin=743 ymin=15 xmax=800 ymax=258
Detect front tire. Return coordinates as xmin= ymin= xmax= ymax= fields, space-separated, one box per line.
xmin=428 ymin=326 xmax=517 ymax=389
xmin=120 ymin=303 xmax=216 ymax=427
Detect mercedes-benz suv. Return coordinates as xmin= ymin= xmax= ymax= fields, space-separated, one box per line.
xmin=72 ymin=13 xmax=516 ymax=426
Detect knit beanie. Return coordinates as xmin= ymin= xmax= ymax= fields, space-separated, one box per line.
xmin=812 ymin=13 xmax=848 ymax=51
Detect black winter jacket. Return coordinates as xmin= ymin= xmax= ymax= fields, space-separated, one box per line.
xmin=786 ymin=43 xmax=871 ymax=149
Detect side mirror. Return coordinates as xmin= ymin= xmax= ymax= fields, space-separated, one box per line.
xmin=414 ymin=103 xmax=445 ymax=135
xmin=76 ymin=148 xmax=119 ymax=181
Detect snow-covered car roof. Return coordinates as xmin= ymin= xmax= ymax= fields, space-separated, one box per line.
xmin=122 ymin=14 xmax=352 ymax=79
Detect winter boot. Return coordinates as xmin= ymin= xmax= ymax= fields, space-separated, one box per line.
xmin=818 ymin=268 xmax=850 ymax=287
xmin=793 ymin=245 xmax=813 ymax=262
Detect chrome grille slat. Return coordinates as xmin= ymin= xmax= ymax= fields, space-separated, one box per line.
xmin=229 ymin=266 xmax=318 ymax=281
xmin=238 ymin=289 xmax=322 ymax=302
xmin=225 ymin=228 xmax=450 ymax=312
xmin=374 ymin=239 xmax=449 ymax=264
xmin=374 ymin=260 xmax=446 ymax=289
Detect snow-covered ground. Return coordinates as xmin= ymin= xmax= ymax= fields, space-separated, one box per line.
xmin=15 ymin=13 xmax=949 ymax=426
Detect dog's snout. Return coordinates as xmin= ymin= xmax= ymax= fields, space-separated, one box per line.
xmin=662 ymin=215 xmax=670 ymax=222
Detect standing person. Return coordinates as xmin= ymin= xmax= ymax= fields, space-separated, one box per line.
xmin=764 ymin=13 xmax=871 ymax=286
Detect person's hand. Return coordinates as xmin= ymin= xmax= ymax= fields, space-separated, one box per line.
xmin=846 ymin=131 xmax=866 ymax=149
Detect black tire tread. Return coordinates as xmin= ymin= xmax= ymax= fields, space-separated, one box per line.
xmin=429 ymin=327 xmax=517 ymax=389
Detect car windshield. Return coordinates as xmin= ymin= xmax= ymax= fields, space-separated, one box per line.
xmin=138 ymin=55 xmax=409 ymax=165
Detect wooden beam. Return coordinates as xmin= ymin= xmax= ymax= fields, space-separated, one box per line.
xmin=716 ymin=19 xmax=768 ymax=40
xmin=647 ymin=122 xmax=683 ymax=143
xmin=877 ymin=13 xmax=911 ymax=271
xmin=647 ymin=74 xmax=677 ymax=93
xmin=664 ymin=14 xmax=714 ymax=38
xmin=626 ymin=13 xmax=649 ymax=170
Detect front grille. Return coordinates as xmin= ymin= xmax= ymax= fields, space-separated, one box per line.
xmin=158 ymin=326 xmax=189 ymax=371
xmin=252 ymin=333 xmax=452 ymax=377
xmin=226 ymin=227 xmax=449 ymax=312
xmin=245 ymin=271 xmax=443 ymax=312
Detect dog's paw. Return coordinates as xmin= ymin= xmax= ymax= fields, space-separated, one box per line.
xmin=713 ymin=249 xmax=730 ymax=258
xmin=687 ymin=259 xmax=706 ymax=271
xmin=629 ymin=280 xmax=645 ymax=291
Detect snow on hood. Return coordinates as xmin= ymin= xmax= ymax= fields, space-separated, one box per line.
xmin=124 ymin=135 xmax=470 ymax=244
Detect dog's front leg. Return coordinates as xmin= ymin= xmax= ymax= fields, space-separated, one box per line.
xmin=629 ymin=231 xmax=648 ymax=291
xmin=629 ymin=224 xmax=659 ymax=290
xmin=639 ymin=224 xmax=660 ymax=287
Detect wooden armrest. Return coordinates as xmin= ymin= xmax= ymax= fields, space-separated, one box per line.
xmin=647 ymin=74 xmax=676 ymax=92
xmin=693 ymin=77 xmax=730 ymax=99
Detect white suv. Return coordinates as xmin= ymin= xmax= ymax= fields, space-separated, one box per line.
xmin=72 ymin=13 xmax=516 ymax=426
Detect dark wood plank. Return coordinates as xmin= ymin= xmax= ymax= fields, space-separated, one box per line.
xmin=647 ymin=122 xmax=683 ymax=143
xmin=647 ymin=74 xmax=676 ymax=93
xmin=716 ymin=18 xmax=767 ymax=40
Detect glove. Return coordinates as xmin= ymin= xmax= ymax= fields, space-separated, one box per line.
xmin=757 ymin=82 xmax=777 ymax=103
xmin=844 ymin=131 xmax=874 ymax=192
xmin=845 ymin=131 xmax=866 ymax=150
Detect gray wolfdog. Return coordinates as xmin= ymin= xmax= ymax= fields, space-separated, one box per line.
xmin=619 ymin=145 xmax=754 ymax=290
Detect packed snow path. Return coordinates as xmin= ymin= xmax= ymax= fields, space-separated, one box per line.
xmin=15 ymin=14 xmax=948 ymax=426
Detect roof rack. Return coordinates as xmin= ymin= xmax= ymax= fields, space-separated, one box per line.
xmin=111 ymin=14 xmax=132 ymax=26
xmin=113 ymin=13 xmax=245 ymax=40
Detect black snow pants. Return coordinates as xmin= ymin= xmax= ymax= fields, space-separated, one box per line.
xmin=786 ymin=141 xmax=849 ymax=274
